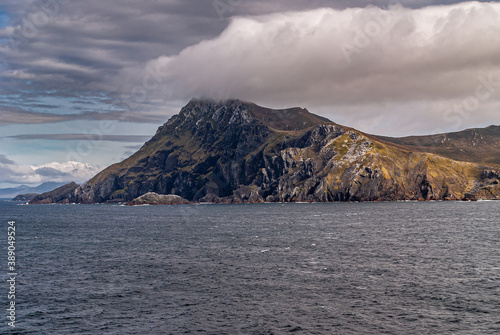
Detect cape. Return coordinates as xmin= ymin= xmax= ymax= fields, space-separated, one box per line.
xmin=30 ymin=99 xmax=500 ymax=204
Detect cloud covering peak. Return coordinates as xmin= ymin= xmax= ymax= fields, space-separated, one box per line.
xmin=142 ymin=1 xmax=500 ymax=135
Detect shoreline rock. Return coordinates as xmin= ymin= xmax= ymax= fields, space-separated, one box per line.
xmin=126 ymin=192 xmax=191 ymax=206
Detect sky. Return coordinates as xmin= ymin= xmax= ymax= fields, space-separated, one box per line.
xmin=0 ymin=0 xmax=499 ymax=188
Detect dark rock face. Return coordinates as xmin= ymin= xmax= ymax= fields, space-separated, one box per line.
xmin=126 ymin=192 xmax=191 ymax=206
xmin=35 ymin=99 xmax=500 ymax=204
xmin=29 ymin=182 xmax=79 ymax=204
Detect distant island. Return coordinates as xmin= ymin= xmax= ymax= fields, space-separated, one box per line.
xmin=30 ymin=99 xmax=500 ymax=205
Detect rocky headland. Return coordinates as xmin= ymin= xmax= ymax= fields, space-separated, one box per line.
xmin=30 ymin=99 xmax=500 ymax=205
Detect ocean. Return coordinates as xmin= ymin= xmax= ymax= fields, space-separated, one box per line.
xmin=0 ymin=200 xmax=499 ymax=334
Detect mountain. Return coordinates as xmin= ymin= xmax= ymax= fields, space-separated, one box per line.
xmin=0 ymin=182 xmax=67 ymax=199
xmin=375 ymin=126 xmax=500 ymax=167
xmin=31 ymin=99 xmax=500 ymax=204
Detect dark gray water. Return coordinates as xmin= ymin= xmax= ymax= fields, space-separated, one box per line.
xmin=0 ymin=200 xmax=499 ymax=334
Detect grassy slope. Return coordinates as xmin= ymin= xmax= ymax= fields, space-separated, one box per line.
xmin=375 ymin=125 xmax=500 ymax=166
xmin=370 ymin=140 xmax=481 ymax=198
xmin=284 ymin=128 xmax=488 ymax=200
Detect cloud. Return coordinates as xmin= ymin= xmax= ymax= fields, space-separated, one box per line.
xmin=0 ymin=106 xmax=163 ymax=125
xmin=0 ymin=0 xmax=229 ymax=107
xmin=0 ymin=157 xmax=100 ymax=185
xmin=140 ymin=1 xmax=500 ymax=135
xmin=123 ymin=144 xmax=143 ymax=150
xmin=34 ymin=167 xmax=72 ymax=178
xmin=0 ymin=154 xmax=16 ymax=165
xmin=2 ymin=0 xmax=497 ymax=133
xmin=7 ymin=134 xmax=152 ymax=142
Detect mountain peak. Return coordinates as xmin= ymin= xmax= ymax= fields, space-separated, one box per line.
xmin=171 ymin=98 xmax=331 ymax=131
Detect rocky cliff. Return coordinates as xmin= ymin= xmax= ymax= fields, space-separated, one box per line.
xmin=32 ymin=99 xmax=500 ymax=204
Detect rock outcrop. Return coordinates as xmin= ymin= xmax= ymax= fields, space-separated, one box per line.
xmin=32 ymin=99 xmax=500 ymax=204
xmin=126 ymin=192 xmax=191 ymax=206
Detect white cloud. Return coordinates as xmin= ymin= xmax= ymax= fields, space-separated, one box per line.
xmin=0 ymin=157 xmax=100 ymax=185
xmin=31 ymin=59 xmax=97 ymax=74
xmin=143 ymin=1 xmax=500 ymax=135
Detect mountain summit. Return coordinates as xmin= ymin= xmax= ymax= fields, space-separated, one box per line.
xmin=31 ymin=99 xmax=500 ymax=204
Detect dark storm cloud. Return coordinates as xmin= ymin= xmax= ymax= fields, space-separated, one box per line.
xmin=8 ymin=134 xmax=151 ymax=142
xmin=0 ymin=106 xmax=164 ymax=125
xmin=2 ymin=0 xmax=492 ymax=97
xmin=1 ymin=0 xmax=499 ymax=134
xmin=1 ymin=0 xmax=243 ymax=124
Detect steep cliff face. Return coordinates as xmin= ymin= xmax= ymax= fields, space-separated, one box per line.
xmin=69 ymin=99 xmax=500 ymax=203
